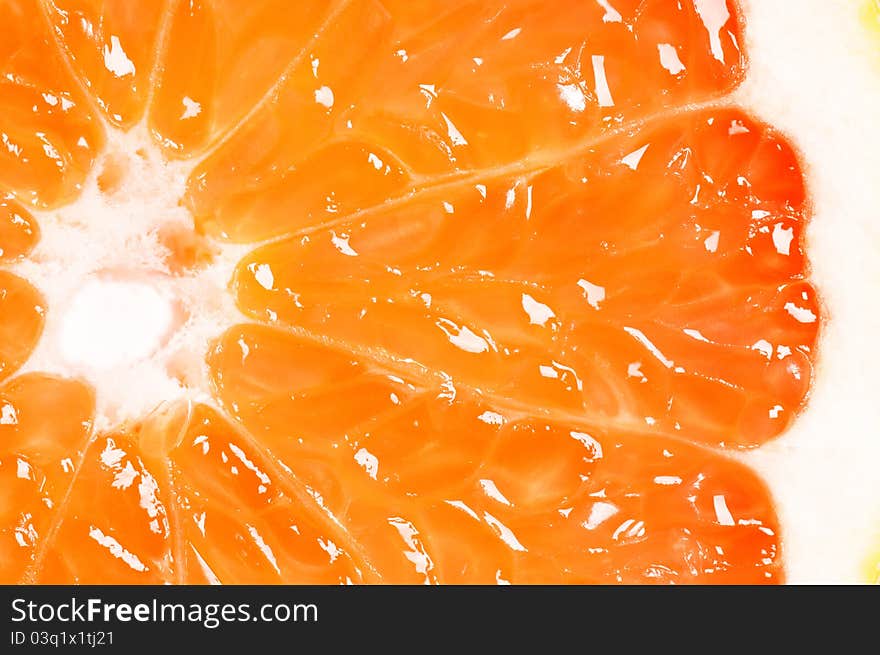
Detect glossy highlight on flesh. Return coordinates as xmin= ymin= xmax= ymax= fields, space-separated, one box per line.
xmin=0 ymin=0 xmax=819 ymax=584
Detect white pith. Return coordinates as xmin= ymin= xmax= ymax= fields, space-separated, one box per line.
xmin=10 ymin=124 xmax=249 ymax=432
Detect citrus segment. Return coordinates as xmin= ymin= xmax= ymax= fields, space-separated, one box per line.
xmin=44 ymin=0 xmax=168 ymax=128
xmin=0 ymin=195 xmax=39 ymax=261
xmin=149 ymin=0 xmax=340 ymax=156
xmin=207 ymin=323 xmax=780 ymax=583
xmin=31 ymin=431 xmax=173 ymax=583
xmin=0 ymin=374 xmax=95 ymax=583
xmin=6 ymin=396 xmax=372 ymax=584
xmin=184 ymin=0 xmax=745 ymax=242
xmin=231 ymin=109 xmax=816 ymax=448
xmin=161 ymin=403 xmax=365 ymax=584
xmin=183 ymin=0 xmax=394 ymax=238
xmin=0 ymin=1 xmax=103 ymax=207
xmin=0 ymin=272 xmax=45 ymax=383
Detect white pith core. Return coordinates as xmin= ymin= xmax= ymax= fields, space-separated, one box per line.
xmin=11 ymin=125 xmax=249 ymax=432
xmin=59 ymin=277 xmax=175 ymax=370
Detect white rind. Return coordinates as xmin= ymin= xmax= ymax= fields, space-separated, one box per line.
xmin=737 ymin=0 xmax=880 ymax=584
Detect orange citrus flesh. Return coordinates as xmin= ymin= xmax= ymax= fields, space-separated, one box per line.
xmin=44 ymin=0 xmax=168 ymax=129
xmin=0 ymin=1 xmax=103 ymax=207
xmin=207 ymin=324 xmax=780 ymax=583
xmin=232 ymin=108 xmax=815 ymax=449
xmin=0 ymin=271 xmax=45 ymax=383
xmin=149 ymin=0 xmax=338 ymax=155
xmin=0 ymin=196 xmax=39 ymax=262
xmin=0 ymin=374 xmax=94 ymax=582
xmin=0 ymin=0 xmax=818 ymax=584
xmin=185 ymin=0 xmax=746 ymax=241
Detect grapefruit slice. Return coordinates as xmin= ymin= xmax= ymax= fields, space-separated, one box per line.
xmin=0 ymin=0 xmax=818 ymax=583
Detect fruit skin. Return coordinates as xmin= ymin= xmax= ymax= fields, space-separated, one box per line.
xmin=0 ymin=0 xmax=818 ymax=584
